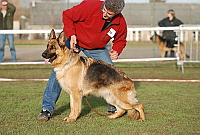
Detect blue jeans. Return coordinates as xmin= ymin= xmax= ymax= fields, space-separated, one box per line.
xmin=0 ymin=34 xmax=17 ymax=62
xmin=41 ymin=39 xmax=116 ymax=114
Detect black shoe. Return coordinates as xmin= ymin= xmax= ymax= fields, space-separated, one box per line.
xmin=37 ymin=110 xmax=51 ymax=121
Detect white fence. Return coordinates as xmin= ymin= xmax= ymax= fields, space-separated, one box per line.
xmin=127 ymin=26 xmax=200 ymax=42
xmin=0 ymin=26 xmax=200 ymax=41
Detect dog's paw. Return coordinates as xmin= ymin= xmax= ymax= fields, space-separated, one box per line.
xmin=63 ymin=117 xmax=76 ymax=122
xmin=138 ymin=118 xmax=146 ymax=122
xmin=107 ymin=113 xmax=122 ymax=119
xmin=107 ymin=114 xmax=116 ymax=119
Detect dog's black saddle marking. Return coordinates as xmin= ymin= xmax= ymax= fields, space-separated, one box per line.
xmin=86 ymin=62 xmax=123 ymax=88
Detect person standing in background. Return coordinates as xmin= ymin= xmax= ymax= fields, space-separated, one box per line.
xmin=0 ymin=0 xmax=16 ymax=62
xmin=158 ymin=9 xmax=183 ymax=57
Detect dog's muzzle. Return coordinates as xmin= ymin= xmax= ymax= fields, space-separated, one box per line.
xmin=42 ymin=52 xmax=57 ymax=62
xmin=42 ymin=52 xmax=48 ymax=59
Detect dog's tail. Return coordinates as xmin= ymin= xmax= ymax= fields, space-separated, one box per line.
xmin=127 ymin=109 xmax=140 ymax=120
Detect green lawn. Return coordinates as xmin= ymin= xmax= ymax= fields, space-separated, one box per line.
xmin=0 ymin=63 xmax=199 ymax=134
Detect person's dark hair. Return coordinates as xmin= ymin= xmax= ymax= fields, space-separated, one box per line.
xmin=103 ymin=0 xmax=125 ymax=14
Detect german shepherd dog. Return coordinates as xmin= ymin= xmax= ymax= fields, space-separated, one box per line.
xmin=42 ymin=29 xmax=146 ymax=122
xmin=150 ymin=33 xmax=189 ymax=60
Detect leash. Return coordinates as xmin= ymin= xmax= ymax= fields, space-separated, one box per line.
xmin=145 ymin=112 xmax=166 ymax=115
xmin=83 ymin=96 xmax=111 ymax=116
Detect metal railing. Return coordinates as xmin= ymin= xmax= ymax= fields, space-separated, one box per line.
xmin=177 ymin=25 xmax=200 ymax=73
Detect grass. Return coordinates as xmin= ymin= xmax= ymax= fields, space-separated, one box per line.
xmin=0 ymin=62 xmax=200 ymax=134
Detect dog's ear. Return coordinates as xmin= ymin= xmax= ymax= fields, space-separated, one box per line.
xmin=154 ymin=31 xmax=157 ymax=36
xmin=58 ymin=31 xmax=66 ymax=46
xmin=49 ymin=29 xmax=56 ymax=40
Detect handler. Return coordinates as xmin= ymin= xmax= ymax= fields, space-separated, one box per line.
xmin=158 ymin=9 xmax=183 ymax=57
xmin=38 ymin=0 xmax=127 ymax=121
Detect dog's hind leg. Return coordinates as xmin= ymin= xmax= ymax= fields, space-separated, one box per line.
xmin=107 ymin=105 xmax=126 ymax=119
xmin=111 ymin=101 xmax=145 ymax=121
xmin=63 ymin=91 xmax=82 ymax=122
xmin=102 ymin=94 xmax=126 ymax=119
xmin=127 ymin=109 xmax=140 ymax=120
xmin=111 ymin=92 xmax=145 ymax=121
xmin=106 ymin=101 xmax=145 ymax=121
xmin=128 ymin=103 xmax=145 ymax=122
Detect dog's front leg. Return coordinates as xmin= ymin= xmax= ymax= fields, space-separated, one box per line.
xmin=63 ymin=91 xmax=82 ymax=122
xmin=133 ymin=103 xmax=146 ymax=122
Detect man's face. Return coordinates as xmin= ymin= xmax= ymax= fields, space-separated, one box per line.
xmin=167 ymin=13 xmax=173 ymax=18
xmin=1 ymin=5 xmax=7 ymax=10
xmin=1 ymin=1 xmax=8 ymax=10
xmin=102 ymin=5 xmax=116 ymax=20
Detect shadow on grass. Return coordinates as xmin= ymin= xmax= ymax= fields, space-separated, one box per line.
xmin=53 ymin=104 xmax=70 ymax=117
xmin=52 ymin=95 xmax=107 ymax=118
xmin=81 ymin=95 xmax=107 ymax=116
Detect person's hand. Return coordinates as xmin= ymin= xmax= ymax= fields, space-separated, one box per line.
xmin=70 ymin=35 xmax=79 ymax=52
xmin=109 ymin=49 xmax=118 ymax=60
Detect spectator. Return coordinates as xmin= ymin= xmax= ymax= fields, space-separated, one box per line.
xmin=0 ymin=0 xmax=16 ymax=62
xmin=37 ymin=0 xmax=127 ymax=121
xmin=158 ymin=9 xmax=183 ymax=57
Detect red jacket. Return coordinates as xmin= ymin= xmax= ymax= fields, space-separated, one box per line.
xmin=62 ymin=0 xmax=127 ymax=55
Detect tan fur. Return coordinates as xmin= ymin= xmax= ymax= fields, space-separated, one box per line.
xmin=150 ymin=33 xmax=189 ymax=60
xmin=42 ymin=29 xmax=146 ymax=122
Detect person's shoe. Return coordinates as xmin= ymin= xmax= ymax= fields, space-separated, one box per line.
xmin=37 ymin=110 xmax=51 ymax=121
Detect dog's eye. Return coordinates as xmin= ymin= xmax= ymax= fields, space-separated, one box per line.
xmin=50 ymin=45 xmax=56 ymax=50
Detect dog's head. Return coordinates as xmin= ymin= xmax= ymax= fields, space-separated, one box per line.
xmin=42 ymin=29 xmax=66 ymax=63
xmin=150 ymin=32 xmax=165 ymax=43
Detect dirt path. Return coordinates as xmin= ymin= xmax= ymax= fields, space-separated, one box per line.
xmin=3 ymin=45 xmax=161 ymax=62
